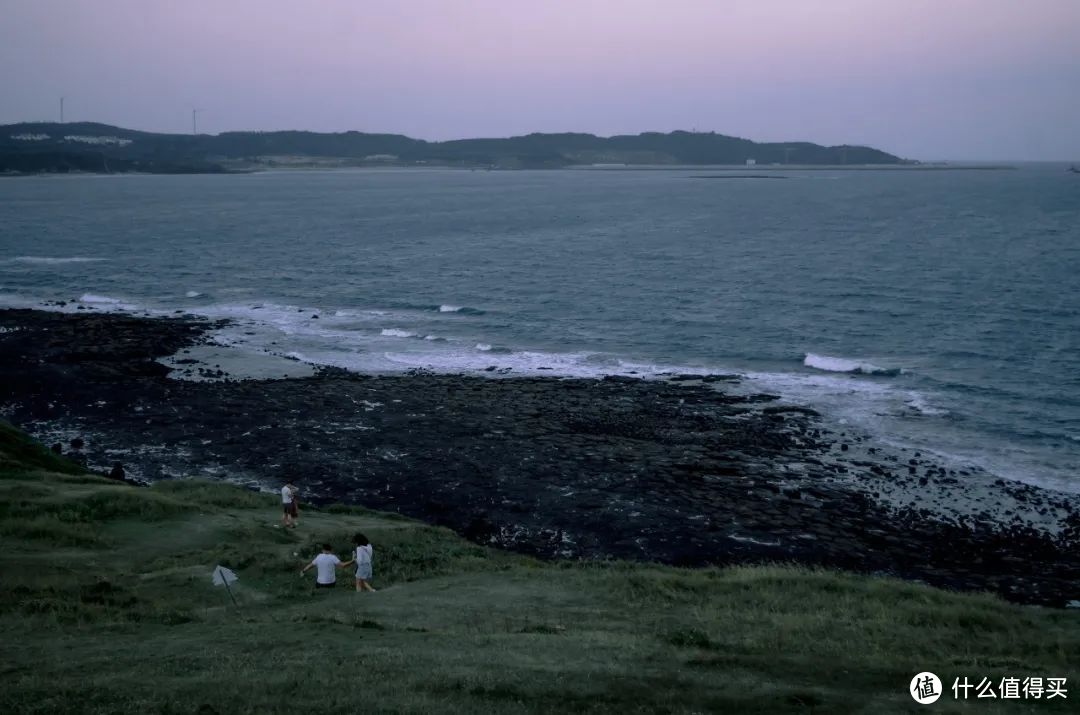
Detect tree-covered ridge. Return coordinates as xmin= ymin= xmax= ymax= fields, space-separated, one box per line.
xmin=1 ymin=121 xmax=903 ymax=172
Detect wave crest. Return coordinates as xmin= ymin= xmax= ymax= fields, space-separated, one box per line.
xmin=475 ymin=343 xmax=512 ymax=354
xmin=905 ymin=394 xmax=949 ymax=416
xmin=436 ymin=304 xmax=484 ymax=315
xmin=803 ymin=353 xmax=900 ymax=376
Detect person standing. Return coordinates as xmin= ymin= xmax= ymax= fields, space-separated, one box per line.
xmin=300 ymin=544 xmax=343 ymax=589
xmin=281 ymin=479 xmax=298 ymax=528
xmin=341 ymin=533 xmax=376 ymax=592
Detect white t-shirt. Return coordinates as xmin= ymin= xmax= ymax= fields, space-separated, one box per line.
xmin=281 ymin=485 xmax=294 ymax=504
xmin=312 ymin=553 xmax=341 ymax=584
xmin=355 ymin=544 xmax=373 ymax=565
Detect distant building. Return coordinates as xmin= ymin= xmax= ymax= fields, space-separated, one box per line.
xmin=745 ymin=158 xmax=756 ymax=166
xmin=63 ymin=135 xmax=133 ymax=146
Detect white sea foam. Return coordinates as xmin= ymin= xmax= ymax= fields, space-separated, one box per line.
xmin=368 ymin=346 xmax=706 ymax=379
xmin=473 ymin=343 xmax=514 ymax=354
xmin=334 ymin=309 xmax=389 ymax=318
xmin=804 ymin=352 xmax=900 ymax=376
xmin=904 ymin=394 xmax=949 ymax=416
xmin=197 ymin=303 xmax=305 ymax=329
xmin=380 ymin=348 xmax=598 ymax=375
xmin=70 ymin=293 xmax=141 ymax=312
xmin=191 ymin=304 xmax=371 ymax=353
xmin=747 ymin=370 xmax=894 ymax=400
xmin=743 ymin=370 xmax=913 ymax=434
xmin=185 ymin=290 xmax=203 ymax=298
xmin=436 ymin=304 xmax=483 ymax=315
xmin=381 ymin=328 xmax=417 ymax=338
xmin=81 ymin=294 xmax=140 ymax=310
xmin=79 ymin=294 xmax=122 ymax=304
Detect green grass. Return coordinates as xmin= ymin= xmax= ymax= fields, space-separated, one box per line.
xmin=0 ymin=420 xmax=87 ymax=475
xmin=1 ymin=420 xmax=1077 ymax=714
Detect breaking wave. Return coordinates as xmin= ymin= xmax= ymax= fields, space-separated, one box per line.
xmin=803 ymin=353 xmax=901 ymax=376
xmin=475 ymin=343 xmax=513 ymax=354
xmin=437 ymin=305 xmax=484 ymax=315
xmin=904 ymin=394 xmax=950 ymax=416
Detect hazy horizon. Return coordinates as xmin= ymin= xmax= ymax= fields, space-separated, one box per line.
xmin=2 ymin=0 xmax=1079 ymax=161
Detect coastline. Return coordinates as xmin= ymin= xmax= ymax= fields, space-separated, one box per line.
xmin=1 ymin=307 xmax=1078 ymax=605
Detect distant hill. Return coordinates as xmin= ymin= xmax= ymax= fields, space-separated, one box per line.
xmin=0 ymin=122 xmax=904 ymax=174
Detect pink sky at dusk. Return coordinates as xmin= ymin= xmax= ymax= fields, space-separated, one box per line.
xmin=2 ymin=0 xmax=1078 ymax=160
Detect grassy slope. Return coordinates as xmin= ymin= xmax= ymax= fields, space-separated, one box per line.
xmin=0 ymin=421 xmax=1077 ymax=714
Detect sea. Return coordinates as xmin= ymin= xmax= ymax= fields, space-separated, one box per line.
xmin=1 ymin=166 xmax=1078 ymax=492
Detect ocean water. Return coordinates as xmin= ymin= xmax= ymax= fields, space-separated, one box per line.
xmin=2 ymin=167 xmax=1079 ymax=492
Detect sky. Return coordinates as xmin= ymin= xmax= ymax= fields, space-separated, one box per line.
xmin=1 ymin=0 xmax=1078 ymax=160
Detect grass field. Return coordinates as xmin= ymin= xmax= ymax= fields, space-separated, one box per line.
xmin=1 ymin=420 xmax=1077 ymax=714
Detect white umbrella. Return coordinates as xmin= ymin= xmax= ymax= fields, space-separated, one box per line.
xmin=212 ymin=565 xmax=239 ymax=606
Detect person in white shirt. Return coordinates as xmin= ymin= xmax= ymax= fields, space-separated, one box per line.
xmin=340 ymin=533 xmax=376 ymax=592
xmin=300 ymin=544 xmax=344 ymax=589
xmin=281 ymin=480 xmax=298 ymax=528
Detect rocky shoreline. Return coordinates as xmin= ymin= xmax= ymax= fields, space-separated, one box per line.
xmin=2 ymin=308 xmax=1078 ymax=606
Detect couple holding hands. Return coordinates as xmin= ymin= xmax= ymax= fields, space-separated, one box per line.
xmin=301 ymin=532 xmax=376 ymax=592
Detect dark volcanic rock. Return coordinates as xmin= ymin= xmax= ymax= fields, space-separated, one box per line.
xmin=2 ymin=308 xmax=1079 ymax=606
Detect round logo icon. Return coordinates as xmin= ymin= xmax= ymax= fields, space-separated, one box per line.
xmin=910 ymin=672 xmax=943 ymax=705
